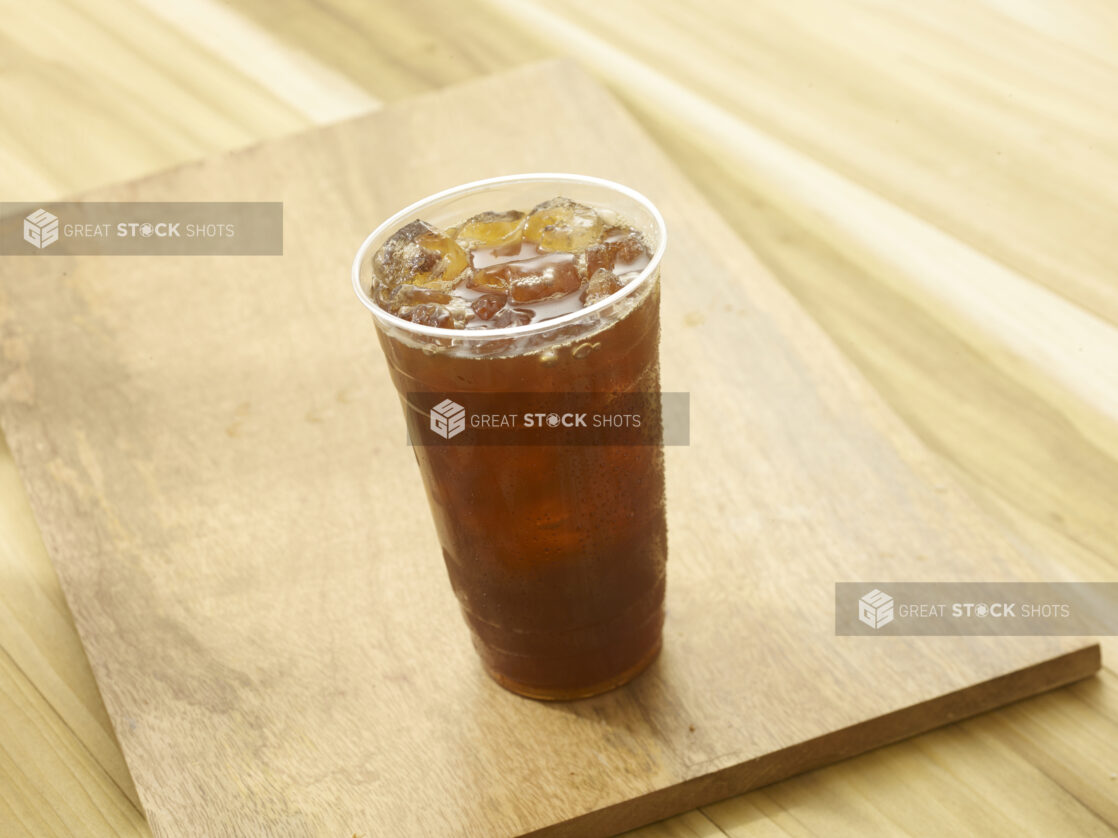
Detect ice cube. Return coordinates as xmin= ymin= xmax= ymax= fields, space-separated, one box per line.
xmin=468 ymin=264 xmax=511 ymax=293
xmin=399 ymin=303 xmax=454 ymax=328
xmin=610 ymin=231 xmax=651 ymax=271
xmin=585 ymin=230 xmax=650 ymax=277
xmin=381 ymin=283 xmax=453 ymax=310
xmin=445 ymin=296 xmax=475 ymax=328
xmin=583 ymin=268 xmax=623 ymax=305
xmin=511 ymin=262 xmax=580 ymax=303
xmin=523 ymin=197 xmax=604 ymax=253
xmin=471 ymin=253 xmax=581 ymax=303
xmin=471 ymin=293 xmax=507 ymax=321
xmin=373 ymin=220 xmax=468 ymax=292
xmin=455 ymin=210 xmax=525 ymax=249
xmin=492 ymin=307 xmax=533 ymax=328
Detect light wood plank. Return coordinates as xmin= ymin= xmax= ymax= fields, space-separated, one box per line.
xmin=623 ymin=811 xmax=730 ymax=838
xmin=133 ymin=0 xmax=380 ymax=123
xmin=224 ymin=0 xmax=542 ymax=100
xmin=0 ymin=646 xmax=149 ymax=838
xmin=976 ymin=0 xmax=1118 ymax=69
xmin=0 ymin=0 xmax=313 ymax=199
xmin=704 ymin=696 xmax=1118 ymax=837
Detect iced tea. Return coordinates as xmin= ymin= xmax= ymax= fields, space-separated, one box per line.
xmin=353 ymin=175 xmax=666 ymax=699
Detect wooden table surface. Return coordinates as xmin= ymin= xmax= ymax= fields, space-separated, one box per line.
xmin=1 ymin=1 xmax=1115 ymax=836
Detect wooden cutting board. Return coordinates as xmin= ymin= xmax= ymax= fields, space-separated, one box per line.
xmin=0 ymin=60 xmax=1099 ymax=838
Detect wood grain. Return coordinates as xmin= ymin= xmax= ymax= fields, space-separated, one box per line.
xmin=0 ymin=61 xmax=1100 ymax=838
xmin=0 ymin=645 xmax=147 ymax=836
xmin=0 ymin=0 xmax=374 ymax=200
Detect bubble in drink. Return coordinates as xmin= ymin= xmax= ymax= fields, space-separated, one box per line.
xmin=523 ymin=197 xmax=604 ymax=253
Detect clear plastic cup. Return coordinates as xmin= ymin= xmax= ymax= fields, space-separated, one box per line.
xmin=352 ymin=174 xmax=667 ymax=699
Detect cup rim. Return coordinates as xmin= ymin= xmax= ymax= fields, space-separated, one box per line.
xmin=351 ymin=172 xmax=667 ymax=340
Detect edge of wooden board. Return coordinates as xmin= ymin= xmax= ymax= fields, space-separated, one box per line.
xmin=527 ymin=643 xmax=1101 ymax=838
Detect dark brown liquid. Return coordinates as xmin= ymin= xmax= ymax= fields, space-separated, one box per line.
xmin=378 ymin=283 xmax=665 ymax=699
xmin=372 ymin=200 xmax=664 ymax=699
